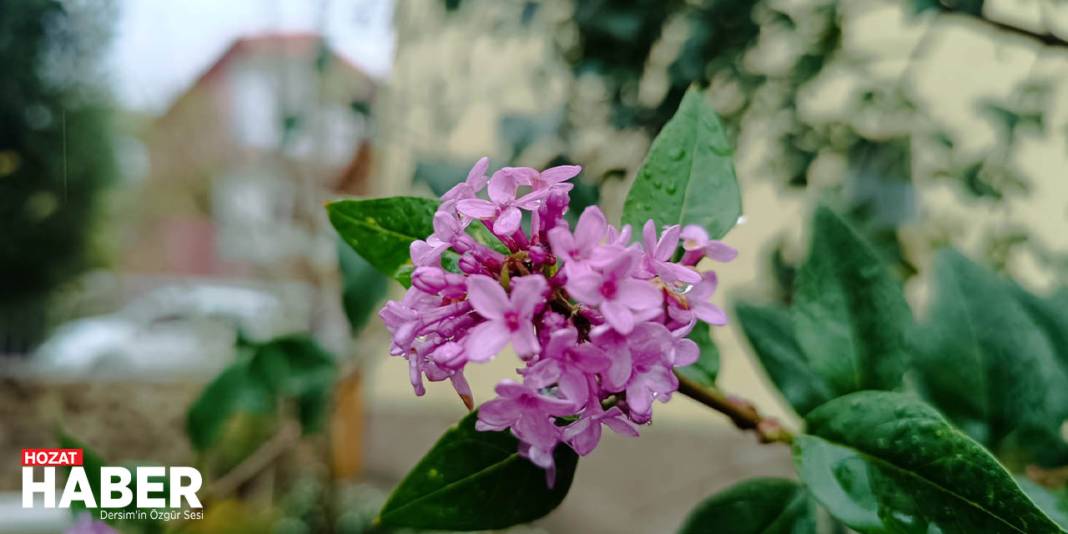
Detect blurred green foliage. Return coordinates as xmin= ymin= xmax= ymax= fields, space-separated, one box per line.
xmin=0 ymin=0 xmax=117 ymax=351
xmin=187 ymin=334 xmax=337 ymax=455
xmin=558 ymin=0 xmax=1068 ymax=287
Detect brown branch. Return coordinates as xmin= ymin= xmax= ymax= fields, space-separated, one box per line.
xmin=1026 ymin=464 xmax=1068 ymax=489
xmin=940 ymin=8 xmax=1068 ymax=49
xmin=206 ymin=421 xmax=302 ymax=500
xmin=674 ymin=372 xmax=793 ymax=445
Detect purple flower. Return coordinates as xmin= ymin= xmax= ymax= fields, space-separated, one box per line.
xmin=441 ymin=156 xmax=489 ymax=203
xmin=563 ymin=403 xmax=639 ymax=455
xmin=457 ymin=169 xmax=550 ymax=236
xmin=465 ymin=274 xmax=547 ymax=361
xmin=641 ymin=220 xmax=701 ymax=284
xmin=621 ymin=324 xmax=678 ymax=421
xmin=670 ymin=271 xmax=727 ymax=326
xmin=680 ymin=224 xmax=737 ymax=265
xmin=525 ymin=327 xmax=610 ymax=407
xmin=476 ymin=379 xmax=574 ymax=467
xmin=547 ymin=206 xmax=607 ymax=269
xmin=374 ymin=158 xmax=737 ymax=481
xmin=567 ymin=251 xmax=662 ymax=334
xmin=531 ymin=164 xmax=580 ymax=194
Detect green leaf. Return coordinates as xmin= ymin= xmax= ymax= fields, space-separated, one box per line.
xmin=622 ymin=86 xmax=742 ymax=239
xmin=1018 ymin=478 xmax=1068 ymax=530
xmin=735 ymin=302 xmax=833 ymax=415
xmin=678 ymin=478 xmax=818 ymax=534
xmin=911 ymin=249 xmax=1068 ymax=465
xmin=794 ymin=391 xmax=1064 ymax=534
xmin=792 ymin=206 xmax=910 ymax=397
xmin=377 ymin=410 xmax=578 ymax=530
xmin=337 ymin=236 xmax=388 ymax=332
xmin=327 ymin=196 xmax=437 ymax=283
xmin=249 ymin=335 xmax=337 ymax=434
xmin=1011 ymin=284 xmax=1068 ymax=373
xmin=186 ymin=357 xmax=274 ymax=451
xmin=675 ymin=322 xmax=719 ymax=387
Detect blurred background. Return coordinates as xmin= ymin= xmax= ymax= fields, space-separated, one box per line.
xmin=1 ymin=0 xmax=1066 ymax=532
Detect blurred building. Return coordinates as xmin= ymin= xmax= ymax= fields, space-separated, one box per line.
xmin=125 ymin=33 xmax=376 ymax=279
xmin=374 ymin=1 xmax=573 ymax=197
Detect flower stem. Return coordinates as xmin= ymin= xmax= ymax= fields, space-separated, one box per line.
xmin=674 ymin=372 xmax=794 ymax=445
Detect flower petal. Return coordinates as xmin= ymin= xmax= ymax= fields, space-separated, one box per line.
xmin=465 ymin=321 xmax=510 ymax=362
xmin=704 ymin=241 xmax=738 ymax=262
xmin=547 ymin=227 xmax=576 ymax=261
xmin=625 ymin=381 xmax=653 ymax=417
xmin=510 ymin=274 xmax=548 ymax=317
xmin=672 ymin=338 xmax=699 ymax=367
xmin=457 ymin=198 xmax=497 ymax=219
xmin=493 ymin=206 xmax=522 ymax=235
xmin=465 ymin=156 xmax=490 ymax=190
xmin=570 ymin=344 xmax=611 ymax=372
xmin=476 ymin=397 xmax=518 ymax=429
xmin=511 ymin=322 xmax=541 ymax=357
xmin=680 ymin=225 xmax=709 ymax=250
xmin=487 ymin=170 xmax=518 ymax=204
xmin=565 ymin=417 xmax=600 ymax=456
xmin=641 ymin=220 xmax=658 ymax=256
xmin=602 ymin=409 xmax=640 ymax=437
xmin=602 ymin=345 xmax=632 ymax=392
xmin=655 ymin=225 xmax=681 ymax=260
xmin=615 ymin=279 xmax=662 ymax=310
xmin=466 ymin=275 xmax=509 ymax=319
xmin=657 ymin=262 xmax=702 ymax=284
xmin=694 ymin=302 xmax=728 ymax=325
xmin=557 ymin=369 xmax=589 ymax=408
xmin=601 ymin=300 xmax=635 ymax=334
xmin=539 ymin=165 xmax=581 ymax=185
xmin=566 ymin=272 xmax=605 ymax=305
xmin=573 ymin=206 xmax=607 ymax=249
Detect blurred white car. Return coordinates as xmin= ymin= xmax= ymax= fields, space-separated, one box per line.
xmin=30 ymin=282 xmax=311 ymax=380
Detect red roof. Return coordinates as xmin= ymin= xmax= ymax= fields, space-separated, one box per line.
xmin=158 ymin=32 xmax=375 ymax=121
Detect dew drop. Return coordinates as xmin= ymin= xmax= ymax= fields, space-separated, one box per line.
xmin=669 ymin=148 xmax=686 ymax=160
xmin=670 ymin=281 xmax=694 ymax=295
xmin=736 ymin=215 xmax=747 ymax=225
xmin=665 ymin=183 xmax=678 ymax=194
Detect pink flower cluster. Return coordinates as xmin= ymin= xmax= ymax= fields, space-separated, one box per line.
xmin=379 ymin=158 xmax=736 ymax=481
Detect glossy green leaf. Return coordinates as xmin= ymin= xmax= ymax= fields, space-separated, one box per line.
xmin=794 ymin=391 xmax=1064 ymax=534
xmin=735 ymin=302 xmax=833 ymax=416
xmin=1018 ymin=478 xmax=1068 ymax=530
xmin=675 ymin=322 xmax=719 ymax=387
xmin=327 ymin=196 xmax=437 ymax=282
xmin=911 ymin=249 xmax=1068 ymax=465
xmin=622 ymin=86 xmax=742 ymax=239
xmin=377 ymin=410 xmax=578 ymax=530
xmin=792 ymin=206 xmax=910 ymax=397
xmin=678 ymin=478 xmax=818 ymax=534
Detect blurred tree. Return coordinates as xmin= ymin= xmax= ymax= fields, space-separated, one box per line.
xmin=556 ymin=0 xmax=1068 ymax=287
xmin=0 ymin=0 xmax=117 ymax=352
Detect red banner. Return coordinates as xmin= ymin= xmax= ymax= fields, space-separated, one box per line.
xmin=21 ymin=448 xmax=83 ymax=466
